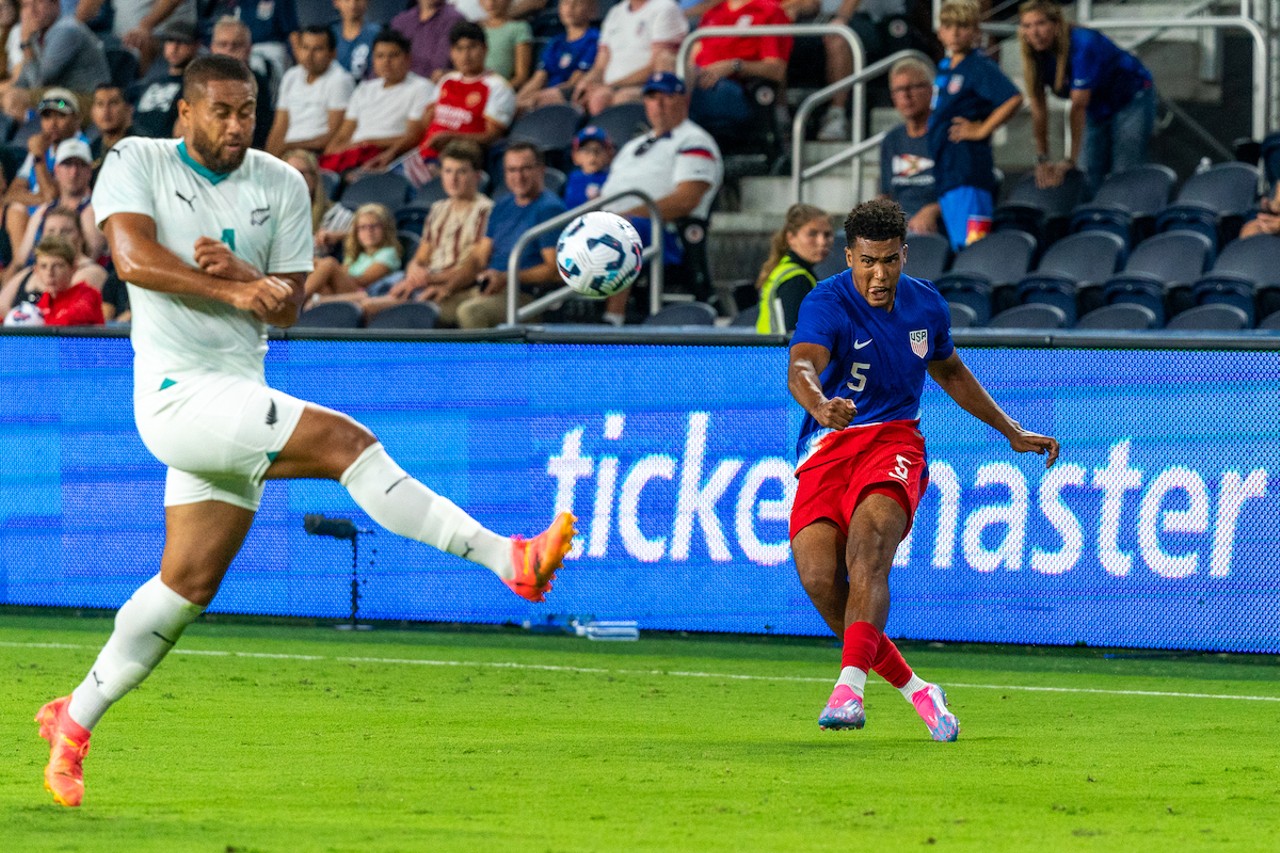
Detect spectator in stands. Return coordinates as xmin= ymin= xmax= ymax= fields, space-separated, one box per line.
xmin=453 ymin=141 xmax=564 ymax=328
xmin=1 ymin=0 xmax=108 ymax=107
xmin=1238 ymin=183 xmax=1280 ymax=240
xmin=80 ymin=0 xmax=197 ymax=73
xmin=514 ymin=0 xmax=597 ymax=113
xmin=2 ymin=88 xmax=89 ymax=258
xmin=598 ymin=72 xmax=722 ymax=325
xmin=1 ymin=204 xmax=106 ymax=315
xmin=127 ymin=20 xmax=197 ymax=139
xmin=27 ymin=235 xmax=103 ymax=324
xmin=1019 ymin=0 xmax=1155 ymax=194
xmin=282 ymin=148 xmax=354 ymax=256
xmin=572 ymin=0 xmax=687 ymax=116
xmin=392 ymin=0 xmax=467 ymax=82
xmin=208 ymin=16 xmax=275 ymax=149
xmin=198 ymin=0 xmax=299 ymax=86
xmin=304 ymin=202 xmax=403 ymax=303
xmin=754 ymin=202 xmax=832 ymax=333
xmin=319 ymin=30 xmax=434 ymax=175
xmin=10 ymin=138 xmax=103 ymax=269
xmin=480 ymin=0 xmax=533 ymax=89
xmin=88 ymin=84 xmax=134 ymax=178
xmin=360 ymin=139 xmax=494 ymax=325
xmin=880 ymin=56 xmax=939 ymax=236
xmin=333 ymin=0 xmax=379 ymax=80
xmin=414 ymin=21 xmax=516 ymax=172
xmin=562 ymin=124 xmax=611 ymax=208
xmin=266 ymin=26 xmax=355 ymax=158
xmin=0 ymin=0 xmax=17 ymax=82
xmin=929 ymin=0 xmax=1020 ymax=251
xmin=686 ymin=0 xmax=790 ymax=140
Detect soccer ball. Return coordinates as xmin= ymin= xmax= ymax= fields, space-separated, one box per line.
xmin=4 ymin=301 xmax=44 ymax=327
xmin=556 ymin=211 xmax=644 ymax=299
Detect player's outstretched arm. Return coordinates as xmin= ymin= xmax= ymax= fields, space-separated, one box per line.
xmin=789 ymin=342 xmax=856 ymax=430
xmin=927 ymin=350 xmax=1059 ymax=467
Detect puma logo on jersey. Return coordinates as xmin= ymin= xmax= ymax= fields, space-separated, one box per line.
xmin=265 ymin=400 xmax=278 ymax=427
xmin=174 ymin=189 xmax=195 ymax=210
xmin=251 ymin=206 xmax=270 ymax=226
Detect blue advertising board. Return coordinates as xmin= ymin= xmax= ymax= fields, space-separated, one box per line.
xmin=1 ymin=335 xmax=1276 ymax=652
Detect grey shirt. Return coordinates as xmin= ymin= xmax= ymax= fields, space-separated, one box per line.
xmin=17 ymin=15 xmax=110 ymax=91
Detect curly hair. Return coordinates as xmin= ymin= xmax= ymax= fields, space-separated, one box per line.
xmin=843 ymin=198 xmax=906 ymax=245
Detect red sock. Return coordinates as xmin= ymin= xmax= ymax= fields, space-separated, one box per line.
xmin=841 ymin=621 xmax=881 ymax=672
xmin=871 ymin=634 xmax=913 ymax=689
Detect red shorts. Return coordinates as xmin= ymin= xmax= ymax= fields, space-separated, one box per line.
xmin=318 ymin=144 xmax=384 ymax=173
xmin=789 ymin=420 xmax=928 ymax=541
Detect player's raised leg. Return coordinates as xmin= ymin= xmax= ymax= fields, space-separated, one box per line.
xmin=267 ymin=404 xmax=575 ymax=601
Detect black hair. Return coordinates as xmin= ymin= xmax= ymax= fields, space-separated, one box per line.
xmin=300 ymin=24 xmax=337 ymax=51
xmin=373 ymin=29 xmax=411 ymax=54
xmin=504 ymin=140 xmax=544 ymax=166
xmin=449 ymin=20 xmax=486 ymax=46
xmin=843 ymin=198 xmax=907 ymax=245
xmin=183 ymin=55 xmax=256 ymax=103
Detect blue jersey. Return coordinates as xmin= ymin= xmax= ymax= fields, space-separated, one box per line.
xmin=1036 ymin=27 xmax=1152 ymax=123
xmin=790 ymin=271 xmax=954 ymax=463
xmin=928 ymin=51 xmax=1019 ymax=195
xmin=539 ymin=28 xmax=600 ymax=88
xmin=563 ymin=168 xmax=608 ymax=208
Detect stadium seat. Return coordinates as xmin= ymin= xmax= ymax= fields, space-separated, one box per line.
xmin=1069 ymin=163 xmax=1176 ymax=244
xmin=1015 ymin=231 xmax=1125 ymax=322
xmin=947 ymin=301 xmax=977 ymax=328
xmin=590 ymin=102 xmax=650 ymax=148
xmin=395 ymin=202 xmax=432 ymax=234
xmin=365 ymin=302 xmax=439 ymax=330
xmin=414 ymin=178 xmax=447 ymax=206
xmin=903 ymin=232 xmax=950 ymax=281
xmin=295 ymin=0 xmax=338 ymax=27
xmin=1101 ymin=230 xmax=1213 ymax=323
xmin=1190 ymin=233 xmax=1280 ymax=324
xmin=731 ymin=304 xmax=760 ymax=327
xmin=934 ymin=230 xmax=1037 ymax=324
xmin=293 ymin=302 xmax=363 ymax=328
xmin=398 ymin=230 xmax=420 ymax=260
xmin=320 ymin=169 xmax=341 ymax=201
xmin=341 ymin=172 xmax=414 ymax=210
xmin=642 ymin=301 xmax=717 ymax=326
xmin=1155 ymin=162 xmax=1260 ymax=246
xmin=1257 ymin=309 xmax=1280 ymax=330
xmin=1165 ymin=303 xmax=1250 ymax=331
xmin=993 ymin=168 xmax=1088 ymax=248
xmin=507 ymin=104 xmax=581 ymax=170
xmin=1075 ymin=303 xmax=1159 ymax=330
xmin=986 ymin=303 xmax=1068 ymax=329
xmin=1260 ymin=131 xmax=1280 ymax=188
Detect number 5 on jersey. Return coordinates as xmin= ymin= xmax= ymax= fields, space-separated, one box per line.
xmin=846 ymin=361 xmax=871 ymax=392
xmin=890 ymin=454 xmax=911 ymax=482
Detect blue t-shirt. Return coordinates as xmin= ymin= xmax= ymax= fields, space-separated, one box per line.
xmin=538 ymin=28 xmax=600 ymax=88
xmin=334 ymin=22 xmax=381 ymax=80
xmin=790 ymin=271 xmax=954 ymax=462
xmin=880 ymin=125 xmax=935 ymax=219
xmin=201 ymin=0 xmax=298 ymax=44
xmin=563 ymin=168 xmax=608 ymax=209
xmin=487 ymin=189 xmax=567 ymax=290
xmin=928 ymin=51 xmax=1019 ymax=195
xmin=1035 ymin=27 xmax=1152 ymax=123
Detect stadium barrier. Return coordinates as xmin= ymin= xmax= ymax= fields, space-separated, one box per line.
xmin=1 ymin=326 xmax=1277 ymax=653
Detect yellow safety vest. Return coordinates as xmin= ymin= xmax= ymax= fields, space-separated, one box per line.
xmin=757 ymin=257 xmax=816 ymax=334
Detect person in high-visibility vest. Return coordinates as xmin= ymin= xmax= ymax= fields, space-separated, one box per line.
xmin=755 ymin=203 xmax=834 ymax=334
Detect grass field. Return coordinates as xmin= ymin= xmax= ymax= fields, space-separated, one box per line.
xmin=4 ymin=612 xmax=1279 ymax=852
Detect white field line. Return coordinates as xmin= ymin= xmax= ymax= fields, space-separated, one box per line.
xmin=3 ymin=640 xmax=1279 ymax=703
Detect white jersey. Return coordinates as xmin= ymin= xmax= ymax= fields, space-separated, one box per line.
xmin=602 ymin=118 xmax=723 ymax=220
xmin=93 ymin=137 xmax=314 ymax=383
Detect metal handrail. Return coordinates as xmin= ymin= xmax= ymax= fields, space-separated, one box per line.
xmin=505 ymin=190 xmax=663 ymax=325
xmin=675 ymin=22 xmax=863 ymax=86
xmin=791 ymin=49 xmax=934 ymax=204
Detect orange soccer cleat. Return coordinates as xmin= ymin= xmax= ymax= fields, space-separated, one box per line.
xmin=506 ymin=512 xmax=577 ymax=602
xmin=36 ymin=695 xmax=91 ymax=807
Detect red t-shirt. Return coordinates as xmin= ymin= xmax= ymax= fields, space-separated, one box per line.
xmin=38 ymin=282 xmax=105 ymax=326
xmin=695 ymin=0 xmax=793 ymax=67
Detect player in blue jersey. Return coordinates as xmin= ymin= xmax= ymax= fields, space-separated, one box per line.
xmin=1019 ymin=0 xmax=1156 ymax=194
xmin=787 ymin=198 xmax=1059 ymax=739
xmin=34 ymin=56 xmax=576 ymax=809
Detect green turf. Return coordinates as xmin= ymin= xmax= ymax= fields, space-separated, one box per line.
xmin=4 ymin=613 xmax=1279 ymax=852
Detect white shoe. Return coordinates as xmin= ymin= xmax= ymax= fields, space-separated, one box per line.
xmin=817 ymin=108 xmax=848 ymax=142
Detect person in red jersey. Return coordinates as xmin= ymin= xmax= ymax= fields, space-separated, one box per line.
xmin=789 ymin=197 xmax=1059 ymax=740
xmin=30 ymin=235 xmax=104 ymax=326
xmin=687 ymin=0 xmax=791 ymax=140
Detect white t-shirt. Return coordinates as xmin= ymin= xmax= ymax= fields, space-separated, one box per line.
xmin=449 ymin=0 xmax=486 ymax=21
xmin=277 ymin=61 xmax=355 ymax=145
xmin=602 ymin=119 xmax=723 ymax=220
xmin=93 ymin=138 xmax=314 ymax=381
xmin=599 ymin=0 xmax=689 ymax=85
xmin=346 ymin=73 xmax=436 ymax=144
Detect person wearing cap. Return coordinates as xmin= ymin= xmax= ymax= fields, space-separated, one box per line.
xmin=126 ymin=19 xmax=198 ymax=139
xmin=6 ymin=0 xmax=108 ymax=97
xmin=9 ymin=136 xmax=105 ymax=269
xmin=686 ymin=0 xmax=791 ymax=140
xmin=571 ymin=0 xmax=687 ymax=116
xmin=562 ymin=124 xmax=611 ymax=208
xmin=597 ymin=70 xmax=722 ymax=325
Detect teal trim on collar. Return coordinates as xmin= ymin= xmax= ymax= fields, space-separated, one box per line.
xmin=176 ymin=140 xmax=231 ymax=185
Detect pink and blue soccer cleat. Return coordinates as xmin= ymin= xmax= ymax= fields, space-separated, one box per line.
xmin=911 ymin=683 xmax=959 ymax=742
xmin=818 ymin=684 xmax=866 ymax=730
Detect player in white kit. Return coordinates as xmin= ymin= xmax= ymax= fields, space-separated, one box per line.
xmin=35 ymin=56 xmax=576 ymax=808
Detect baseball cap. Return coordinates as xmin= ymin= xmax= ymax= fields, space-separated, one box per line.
xmin=642 ymin=72 xmax=686 ymax=96
xmin=54 ymin=138 xmax=92 ymax=166
xmin=37 ymin=88 xmax=80 ymax=116
xmin=155 ymin=20 xmax=197 ymax=43
xmin=573 ymin=125 xmax=612 ymax=151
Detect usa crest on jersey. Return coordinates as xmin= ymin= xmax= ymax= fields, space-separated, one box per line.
xmin=910 ymin=329 xmax=928 ymax=359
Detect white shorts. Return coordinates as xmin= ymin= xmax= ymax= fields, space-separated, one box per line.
xmin=135 ymin=371 xmax=306 ymax=511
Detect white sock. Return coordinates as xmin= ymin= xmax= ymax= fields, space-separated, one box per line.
xmin=602 ymin=312 xmax=625 ymax=327
xmin=340 ymin=443 xmax=512 ymax=579
xmin=68 ymin=576 xmax=204 ymax=730
xmin=899 ymin=674 xmax=929 ymax=701
xmin=835 ymin=666 xmax=868 ymax=698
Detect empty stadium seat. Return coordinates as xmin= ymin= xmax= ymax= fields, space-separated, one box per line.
xmin=731 ymin=304 xmax=760 ymax=327
xmin=1190 ymin=233 xmax=1280 ymax=324
xmin=293 ymin=302 xmax=363 ymax=328
xmin=1165 ymin=303 xmax=1250 ymax=331
xmin=507 ymin=105 xmax=582 ymax=170
xmin=1070 ymin=163 xmax=1176 ymax=244
xmin=1257 ymin=309 xmax=1280 ymax=330
xmin=1101 ymin=230 xmax=1213 ymax=322
xmin=365 ymin=302 xmax=439 ymax=330
xmin=934 ymin=230 xmax=1037 ymax=324
xmin=642 ymin=301 xmax=718 ymax=326
xmin=903 ymin=232 xmax=950 ymax=281
xmin=341 ymin=172 xmax=414 ymax=210
xmin=1075 ymin=303 xmax=1159 ymax=330
xmin=947 ymin=301 xmax=978 ymax=328
xmin=993 ymin=168 xmax=1088 ymax=248
xmin=1155 ymin=162 xmax=1260 ymax=246
xmin=1015 ymin=231 xmax=1125 ymax=323
xmin=589 ymin=102 xmax=650 ymax=148
xmin=986 ymin=303 xmax=1068 ymax=329
xmin=395 ymin=202 xmax=432 ymax=234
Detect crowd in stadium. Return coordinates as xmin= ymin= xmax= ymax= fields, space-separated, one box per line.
xmin=0 ymin=0 xmax=1274 ymax=332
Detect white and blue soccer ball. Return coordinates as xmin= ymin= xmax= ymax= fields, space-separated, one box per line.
xmin=556 ymin=211 xmax=644 ymax=299
xmin=4 ymin=301 xmax=44 ymax=327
